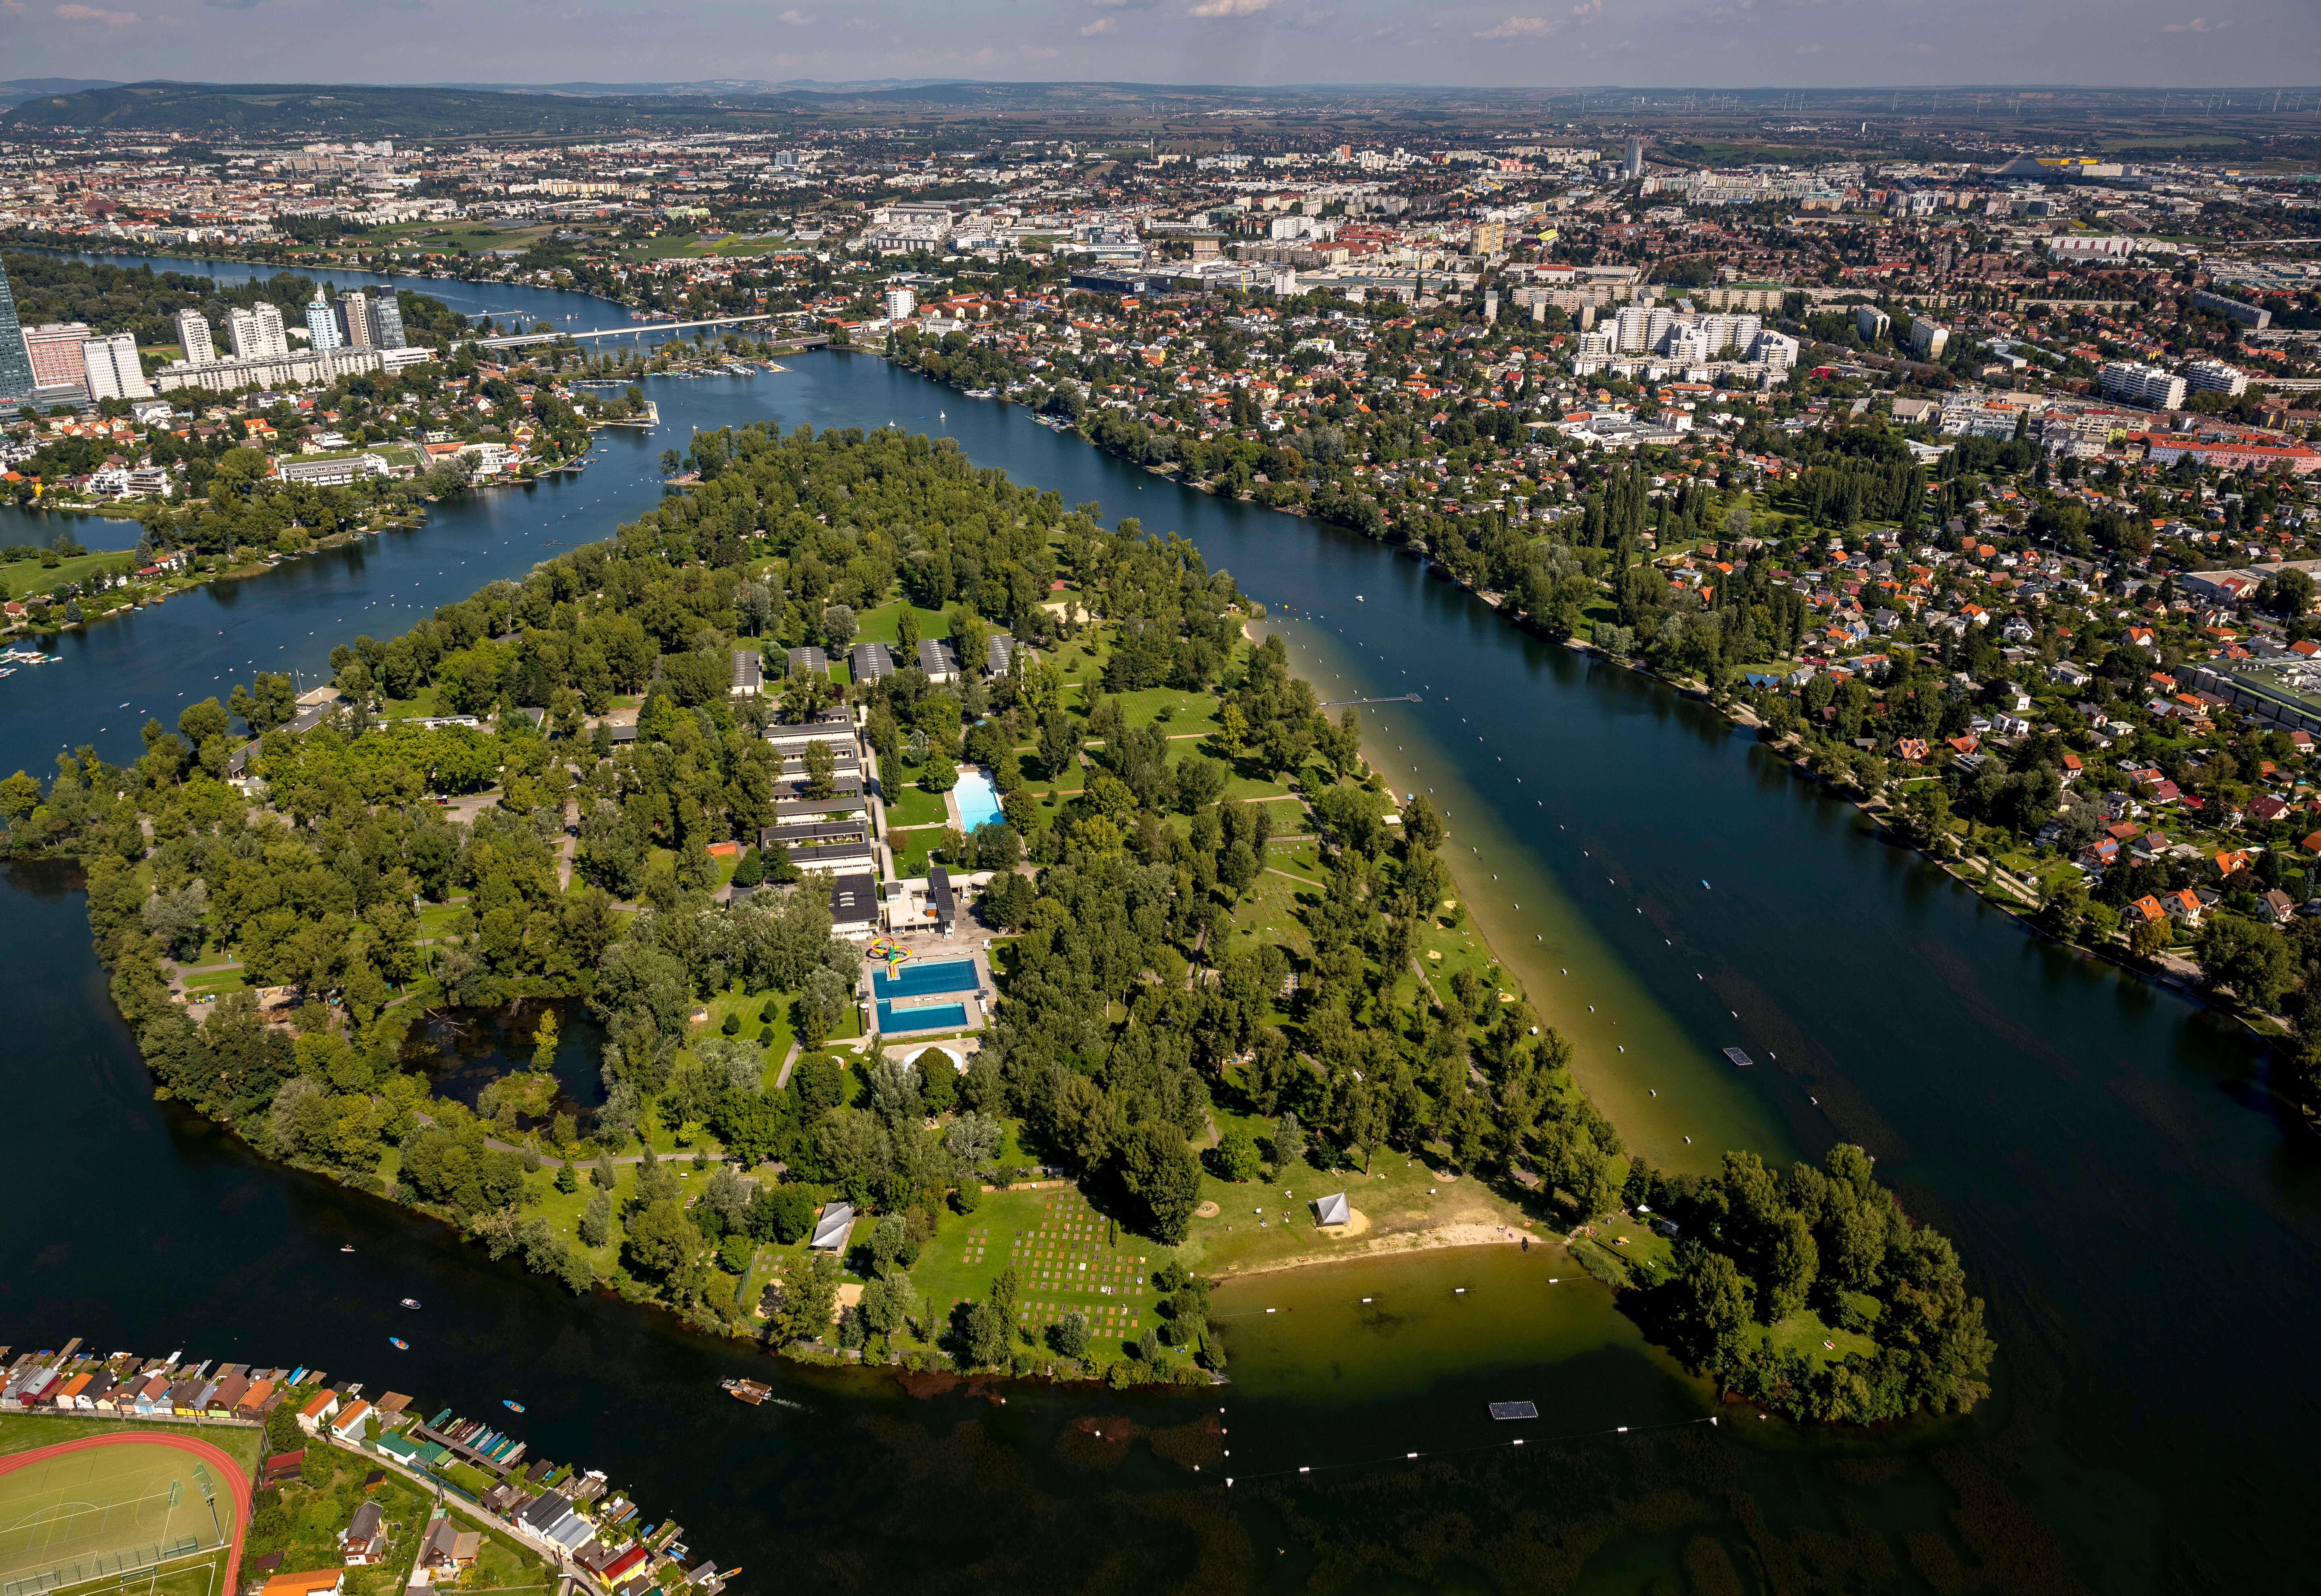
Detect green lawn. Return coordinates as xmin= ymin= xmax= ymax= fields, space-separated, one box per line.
xmin=39 ymin=1552 xmax=224 ymax=1596
xmin=900 ymin=1186 xmax=1172 ymax=1367
xmin=181 ymin=966 xmax=250 ymax=999
xmin=1754 ymin=1306 xmax=1879 ymax=1369
xmin=851 ymin=599 xmax=955 ymax=651
xmin=0 ymin=1412 xmax=261 ymax=1475
xmin=1 ymin=547 xmax=139 ymax=602
xmin=891 ymin=826 xmax=966 ymax=879
xmin=880 ymin=777 xmax=951 ymax=828
xmin=1107 ymin=686 xmax=1225 ymax=735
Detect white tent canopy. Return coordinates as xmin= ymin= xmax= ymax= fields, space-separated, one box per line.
xmin=1313 ymin=1192 xmax=1350 ymax=1227
xmin=810 ymin=1200 xmax=856 ymax=1251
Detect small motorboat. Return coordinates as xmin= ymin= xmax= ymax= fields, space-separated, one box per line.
xmin=502 ymin=1399 xmax=526 ymax=1414
xmin=389 ymin=1337 xmax=409 ymax=1351
xmin=400 ymin=1298 xmax=421 ymax=1310
xmin=1356 ymin=595 xmax=1365 ymax=602
xmin=340 ymin=1245 xmax=355 ymax=1253
xmin=722 ymin=1377 xmax=772 ymax=1405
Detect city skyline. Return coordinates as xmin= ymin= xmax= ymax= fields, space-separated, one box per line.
xmin=2 ymin=0 xmax=2317 ymax=96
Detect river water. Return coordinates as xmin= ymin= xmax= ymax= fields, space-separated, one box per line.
xmin=3 ymin=254 xmax=2317 ymax=1592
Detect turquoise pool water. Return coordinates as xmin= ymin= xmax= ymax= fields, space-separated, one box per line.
xmin=955 ymin=769 xmax=1002 ymax=831
xmin=878 ymin=1000 xmax=969 ymax=1034
xmin=873 ymin=958 xmax=979 ymax=999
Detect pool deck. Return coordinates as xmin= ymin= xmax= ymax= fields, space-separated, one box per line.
xmin=943 ymin=762 xmax=1003 ymax=834
xmin=858 ymin=932 xmax=996 ymax=1039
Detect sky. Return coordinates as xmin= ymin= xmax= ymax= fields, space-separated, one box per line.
xmin=3 ymin=0 xmax=2317 ymax=94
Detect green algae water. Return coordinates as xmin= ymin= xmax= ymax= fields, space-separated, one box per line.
xmin=5 ymin=293 xmax=2321 ymax=1588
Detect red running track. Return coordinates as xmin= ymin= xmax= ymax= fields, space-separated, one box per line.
xmin=0 ymin=1431 xmax=253 ymax=1595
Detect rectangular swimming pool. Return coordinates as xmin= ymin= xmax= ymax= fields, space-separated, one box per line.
xmin=878 ymin=1000 xmax=969 ymax=1034
xmin=955 ymin=768 xmax=1003 ymax=831
xmin=874 ymin=958 xmax=979 ymax=999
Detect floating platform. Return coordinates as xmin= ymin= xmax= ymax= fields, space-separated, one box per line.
xmin=1488 ymin=1401 xmax=1538 ymax=1421
xmin=1722 ymin=1048 xmax=1754 ymax=1067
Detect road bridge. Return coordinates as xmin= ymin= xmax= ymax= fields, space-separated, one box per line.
xmin=459 ymin=313 xmax=783 ymax=351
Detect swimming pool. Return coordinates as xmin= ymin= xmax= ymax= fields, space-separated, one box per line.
xmin=874 ymin=958 xmax=978 ymax=999
xmin=955 ymin=768 xmax=1002 ymax=831
xmin=878 ymin=1000 xmax=970 ymax=1034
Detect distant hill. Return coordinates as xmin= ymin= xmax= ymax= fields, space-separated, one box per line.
xmin=0 ymin=78 xmax=121 ymax=110
xmin=1 ymin=80 xmax=791 ymax=137
xmin=0 ymin=76 xmax=1598 ymax=136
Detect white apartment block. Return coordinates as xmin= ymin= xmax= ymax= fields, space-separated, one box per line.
xmin=2182 ymin=358 xmax=2248 ymax=397
xmin=226 ymin=303 xmax=289 ymax=360
xmin=2099 ymin=360 xmax=2187 ymax=410
xmin=80 ymin=332 xmax=153 ymax=401
xmin=173 ymin=309 xmax=216 ymax=366
xmin=305 ymin=291 xmax=343 ymax=351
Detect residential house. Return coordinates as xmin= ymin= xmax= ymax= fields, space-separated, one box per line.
xmin=418 ymin=1518 xmax=480 ymax=1575
xmin=298 ymin=1390 xmax=340 ymax=1434
xmin=338 ymin=1502 xmax=388 ymax=1565
xmin=328 ymin=1399 xmax=372 ymax=1447
xmin=257 ymin=1573 xmax=345 ymax=1596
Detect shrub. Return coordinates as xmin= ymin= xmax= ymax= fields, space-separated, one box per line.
xmin=721 ymin=1011 xmax=742 ymax=1036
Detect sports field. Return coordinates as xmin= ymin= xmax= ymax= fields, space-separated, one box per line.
xmin=0 ymin=1442 xmax=227 ymax=1596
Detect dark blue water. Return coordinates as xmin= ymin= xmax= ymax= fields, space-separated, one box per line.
xmin=2 ymin=265 xmax=2316 ymax=1590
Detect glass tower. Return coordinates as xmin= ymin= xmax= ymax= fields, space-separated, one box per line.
xmin=0 ymin=259 xmax=36 ymax=406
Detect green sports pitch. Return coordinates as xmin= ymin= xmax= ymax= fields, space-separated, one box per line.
xmin=0 ymin=1446 xmax=226 ymax=1596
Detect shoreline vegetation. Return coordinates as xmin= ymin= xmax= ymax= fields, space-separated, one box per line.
xmin=886 ymin=335 xmax=2305 ymax=1075
xmin=6 ymin=419 xmax=1993 ymax=1425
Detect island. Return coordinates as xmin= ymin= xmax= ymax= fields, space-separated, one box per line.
xmin=7 ymin=423 xmax=1991 ymax=1426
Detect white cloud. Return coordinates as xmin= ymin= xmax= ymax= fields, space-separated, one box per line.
xmin=1474 ymin=14 xmax=1555 ymax=36
xmin=1794 ymin=39 xmax=1820 ymax=50
xmin=1080 ymin=15 xmax=1115 ymax=33
xmin=775 ymin=7 xmax=816 ymax=21
xmin=1021 ymin=41 xmax=1059 ymax=54
xmin=2163 ymin=15 xmax=2229 ymax=29
xmin=1189 ymin=0 xmax=1275 ymax=18
xmin=54 ymin=3 xmax=140 ymax=23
